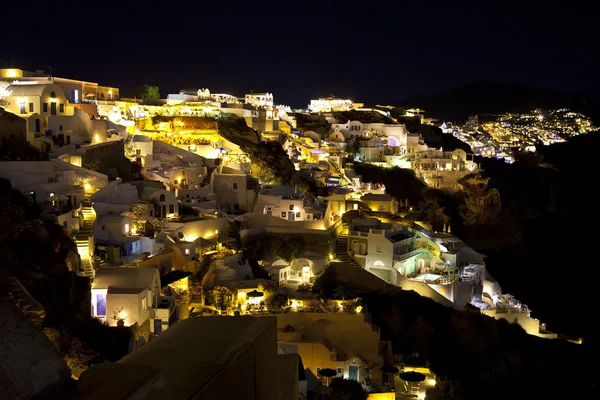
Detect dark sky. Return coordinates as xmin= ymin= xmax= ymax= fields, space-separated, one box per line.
xmin=1 ymin=3 xmax=598 ymax=108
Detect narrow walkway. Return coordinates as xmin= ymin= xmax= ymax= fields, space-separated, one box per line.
xmin=73 ymin=204 xmax=95 ymax=279
xmin=335 ymin=224 xmax=361 ymax=268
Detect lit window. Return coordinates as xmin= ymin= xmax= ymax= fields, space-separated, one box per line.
xmin=185 ymin=248 xmax=190 ymax=255
xmin=19 ymin=103 xmax=26 ymax=114
xmin=373 ymin=260 xmax=384 ymax=267
xmin=142 ymin=297 xmax=147 ymax=311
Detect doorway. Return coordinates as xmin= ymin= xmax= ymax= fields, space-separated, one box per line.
xmin=50 ymin=102 xmax=57 ymax=115
xmin=348 ymin=365 xmax=359 ymax=381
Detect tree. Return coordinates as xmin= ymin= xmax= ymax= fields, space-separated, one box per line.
xmin=134 ymin=84 xmax=160 ymax=102
xmin=328 ymin=377 xmax=368 ymax=400
xmin=318 ymin=368 xmax=338 ymax=386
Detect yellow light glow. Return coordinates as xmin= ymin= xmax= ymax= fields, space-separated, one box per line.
xmin=118 ymin=310 xmax=127 ymax=321
xmin=355 ymin=305 xmax=363 ymax=314
xmin=94 ymin=134 xmax=100 ymax=142
xmin=426 ymin=378 xmax=436 ymax=386
xmin=5 ymin=69 xmax=20 ymax=78
xmin=417 ymin=394 xmax=425 ymax=400
xmin=84 ymin=183 xmax=91 ymax=191
xmin=328 ymin=254 xmax=334 ymax=260
xmin=131 ymin=227 xmax=137 ymax=235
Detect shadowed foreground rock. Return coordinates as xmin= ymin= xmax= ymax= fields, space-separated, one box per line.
xmin=0 ymin=298 xmax=71 ymax=399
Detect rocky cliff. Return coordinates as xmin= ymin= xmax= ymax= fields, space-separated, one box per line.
xmin=0 ymin=179 xmax=133 ymax=380
xmin=314 ymin=263 xmax=593 ymax=400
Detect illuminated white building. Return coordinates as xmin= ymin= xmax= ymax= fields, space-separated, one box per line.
xmin=412 ymin=149 xmax=477 ymax=190
xmin=256 ymin=185 xmax=324 ymax=221
xmin=245 ymin=92 xmax=273 ymax=108
xmin=309 ymin=97 xmax=353 ymax=113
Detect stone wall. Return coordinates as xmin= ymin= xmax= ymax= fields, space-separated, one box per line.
xmin=82 ymin=140 xmax=133 ymax=180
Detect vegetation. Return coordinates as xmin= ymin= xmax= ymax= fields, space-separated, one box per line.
xmin=351 ymin=162 xmax=426 ymax=205
xmin=332 ymin=110 xmax=395 ymax=124
xmin=327 ymin=377 xmax=368 ymax=400
xmin=295 ymin=113 xmax=331 ymax=137
xmin=243 ymin=233 xmax=305 ymax=262
xmin=133 ymin=84 xmax=160 ymax=102
xmin=217 ymin=116 xmax=307 ymax=187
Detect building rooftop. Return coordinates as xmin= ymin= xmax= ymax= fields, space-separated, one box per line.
xmin=93 ymin=267 xmax=159 ymax=290
xmin=111 ymin=316 xmax=276 ymax=399
xmin=3 ymin=83 xmax=51 ymax=97
xmin=360 ymin=193 xmax=393 ymax=202
xmin=160 ymin=270 xmax=192 ymax=288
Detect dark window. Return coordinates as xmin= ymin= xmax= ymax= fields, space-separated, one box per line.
xmin=19 ymin=103 xmax=26 ymax=114
xmin=169 ymin=204 xmax=175 ymax=214
xmin=159 ymin=194 xmax=165 ymax=202
xmin=289 ymin=205 xmax=294 ymax=211
xmin=43 ymin=103 xmax=48 ymax=112
xmin=296 ymin=212 xmax=301 ymax=218
xmin=29 ymin=103 xmax=34 ymax=112
xmin=281 ymin=212 xmax=286 ymax=218
xmin=233 ymin=183 xmax=238 ymax=189
xmin=337 ymin=368 xmax=342 ymax=374
xmin=59 ymin=104 xmax=64 ymax=113
xmin=50 ymin=91 xmax=56 ymax=98
xmin=234 ymin=204 xmax=239 ymax=211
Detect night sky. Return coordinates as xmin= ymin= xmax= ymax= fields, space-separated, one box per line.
xmin=1 ymin=4 xmax=598 ymax=108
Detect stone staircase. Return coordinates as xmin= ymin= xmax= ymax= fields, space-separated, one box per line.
xmin=335 ymin=224 xmax=360 ymax=268
xmin=190 ymin=282 xmax=204 ymax=306
xmin=74 ymin=205 xmax=95 ymax=279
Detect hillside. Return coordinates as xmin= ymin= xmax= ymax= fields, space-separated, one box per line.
xmin=313 ymin=263 xmax=593 ymax=400
xmin=395 ymin=81 xmax=600 ymax=124
xmin=217 ymin=117 xmax=306 ymax=187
